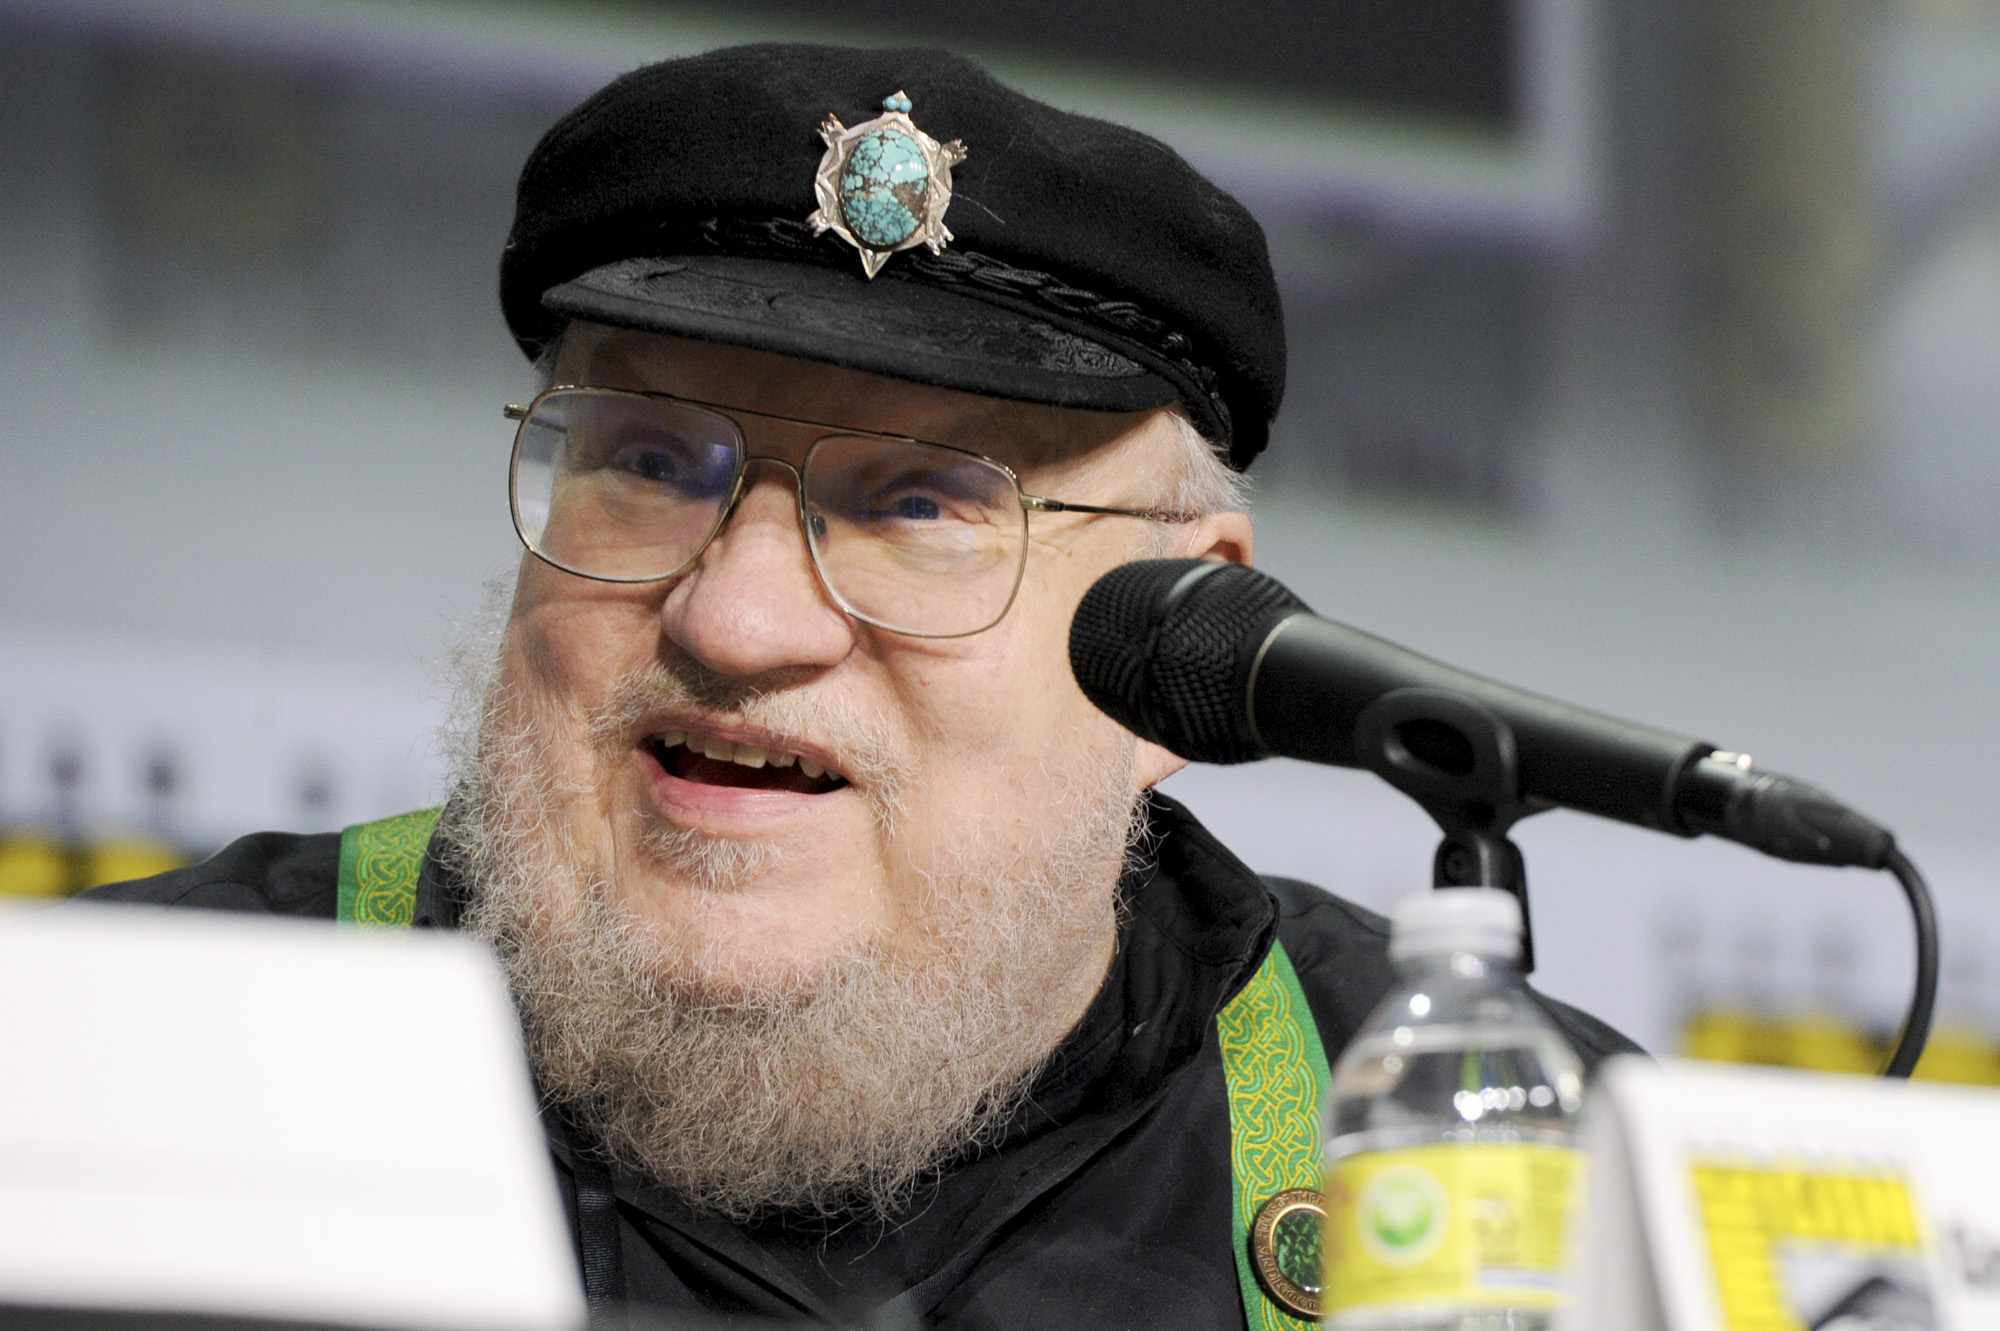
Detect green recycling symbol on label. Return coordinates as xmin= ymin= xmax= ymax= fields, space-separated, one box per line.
xmin=1359 ymin=1166 xmax=1449 ymax=1264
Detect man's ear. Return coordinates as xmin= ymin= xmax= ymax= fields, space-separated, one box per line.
xmin=1129 ymin=511 xmax=1255 ymax=791
xmin=1179 ymin=510 xmax=1253 ymax=570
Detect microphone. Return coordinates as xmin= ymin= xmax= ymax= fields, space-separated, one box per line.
xmin=1069 ymin=559 xmax=1896 ymax=870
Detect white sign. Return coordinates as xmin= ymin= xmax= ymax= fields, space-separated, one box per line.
xmin=1561 ymin=1056 xmax=2000 ymax=1331
xmin=0 ymin=903 xmax=585 ymax=1331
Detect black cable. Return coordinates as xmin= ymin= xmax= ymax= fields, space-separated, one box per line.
xmin=1878 ymin=847 xmax=1939 ymax=1079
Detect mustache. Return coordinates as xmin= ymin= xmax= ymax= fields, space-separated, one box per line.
xmin=584 ymin=655 xmax=911 ymax=816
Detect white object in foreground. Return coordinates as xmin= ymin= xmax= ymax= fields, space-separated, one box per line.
xmin=1561 ymin=1056 xmax=2000 ymax=1331
xmin=0 ymin=902 xmax=584 ymax=1331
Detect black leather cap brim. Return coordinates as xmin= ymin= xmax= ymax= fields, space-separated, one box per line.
xmin=543 ymin=254 xmax=1183 ymax=416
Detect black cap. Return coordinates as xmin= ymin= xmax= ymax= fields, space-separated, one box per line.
xmin=500 ymin=43 xmax=1285 ymax=469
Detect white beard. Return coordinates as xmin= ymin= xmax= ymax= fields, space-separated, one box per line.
xmin=437 ymin=595 xmax=1146 ymax=1221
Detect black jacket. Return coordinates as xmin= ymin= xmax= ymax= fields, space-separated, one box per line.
xmin=87 ymin=793 xmax=1637 ymax=1329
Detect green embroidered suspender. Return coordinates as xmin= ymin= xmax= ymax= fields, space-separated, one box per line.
xmin=336 ymin=807 xmax=440 ymax=928
xmin=1218 ymin=936 xmax=1334 ymax=1327
xmin=335 ymin=809 xmax=1331 ymax=1328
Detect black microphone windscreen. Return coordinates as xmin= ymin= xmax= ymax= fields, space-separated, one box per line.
xmin=1069 ymin=559 xmax=1308 ymax=763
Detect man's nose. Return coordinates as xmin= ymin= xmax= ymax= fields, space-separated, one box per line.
xmin=658 ymin=457 xmax=856 ymax=678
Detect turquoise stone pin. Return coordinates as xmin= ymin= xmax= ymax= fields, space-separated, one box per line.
xmin=808 ymin=90 xmax=968 ymax=279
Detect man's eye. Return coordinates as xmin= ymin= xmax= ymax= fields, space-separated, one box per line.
xmin=856 ymin=468 xmax=987 ymax=522
xmin=601 ymin=438 xmax=731 ymax=497
xmin=617 ymin=448 xmax=681 ymax=482
xmin=815 ymin=461 xmax=1001 ymax=528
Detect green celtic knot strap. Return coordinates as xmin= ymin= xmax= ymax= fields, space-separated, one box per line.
xmin=336 ymin=807 xmax=441 ymax=928
xmin=1218 ymin=939 xmax=1332 ymax=1329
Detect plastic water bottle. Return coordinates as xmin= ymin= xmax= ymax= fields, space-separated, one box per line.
xmin=1320 ymin=889 xmax=1585 ymax=1330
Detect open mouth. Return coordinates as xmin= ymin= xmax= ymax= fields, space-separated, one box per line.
xmin=643 ymin=729 xmax=849 ymax=796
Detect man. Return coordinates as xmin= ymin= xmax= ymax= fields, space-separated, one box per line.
xmin=93 ymin=44 xmax=1633 ymax=1328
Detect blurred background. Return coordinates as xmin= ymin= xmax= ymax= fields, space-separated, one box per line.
xmin=2 ymin=0 xmax=1996 ymax=1070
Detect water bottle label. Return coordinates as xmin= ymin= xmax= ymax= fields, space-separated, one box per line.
xmin=1322 ymin=1143 xmax=1581 ymax=1324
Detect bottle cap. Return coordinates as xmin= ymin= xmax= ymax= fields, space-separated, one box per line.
xmin=1389 ymin=888 xmax=1523 ymax=963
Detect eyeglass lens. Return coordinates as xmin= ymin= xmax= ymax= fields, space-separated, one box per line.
xmin=510 ymin=388 xmax=1029 ymax=637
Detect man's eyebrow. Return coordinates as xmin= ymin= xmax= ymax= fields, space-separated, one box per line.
xmin=558 ymin=334 xmax=1102 ymax=461
xmin=928 ymin=400 xmax=1087 ymax=464
xmin=569 ymin=336 xmax=650 ymax=387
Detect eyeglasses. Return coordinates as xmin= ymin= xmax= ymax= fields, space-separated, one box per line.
xmin=503 ymin=386 xmax=1196 ymax=638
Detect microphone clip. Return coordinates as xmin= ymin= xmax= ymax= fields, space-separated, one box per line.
xmin=1354 ymin=687 xmax=1550 ymax=972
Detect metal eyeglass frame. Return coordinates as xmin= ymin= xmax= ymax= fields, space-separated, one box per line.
xmin=503 ymin=384 xmax=1199 ymax=639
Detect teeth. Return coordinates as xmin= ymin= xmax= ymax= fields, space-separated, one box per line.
xmin=657 ymin=729 xmax=828 ymax=776
xmin=654 ymin=728 xmax=840 ymax=780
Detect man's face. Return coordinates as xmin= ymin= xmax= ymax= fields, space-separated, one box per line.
xmin=458 ymin=322 xmax=1250 ymax=1214
xmin=493 ymin=324 xmax=1234 ymax=1000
